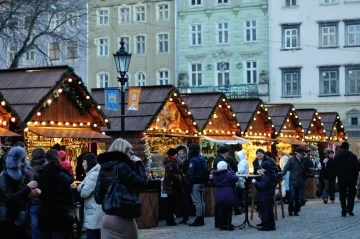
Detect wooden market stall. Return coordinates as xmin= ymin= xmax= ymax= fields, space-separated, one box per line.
xmin=230 ymin=98 xmax=275 ymax=172
xmin=318 ymin=112 xmax=346 ymax=152
xmin=265 ymin=104 xmax=306 ymax=155
xmin=0 ymin=66 xmax=111 ymax=166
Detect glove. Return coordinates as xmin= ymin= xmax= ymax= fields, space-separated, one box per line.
xmin=252 ymin=179 xmax=256 ymax=184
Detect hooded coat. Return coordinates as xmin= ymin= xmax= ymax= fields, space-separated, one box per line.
xmin=59 ymin=150 xmax=74 ymax=177
xmin=77 ymin=164 xmax=104 ymax=229
xmin=235 ymin=151 xmax=249 ymax=175
xmin=253 ymin=170 xmax=278 ymax=202
xmin=163 ymin=156 xmax=182 ymax=194
xmin=94 ymin=151 xmax=148 ymax=209
xmin=0 ymin=147 xmax=31 ymax=223
xmin=211 ymin=169 xmax=238 ymax=205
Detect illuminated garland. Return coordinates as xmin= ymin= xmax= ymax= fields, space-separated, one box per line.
xmin=142 ymin=135 xmax=152 ymax=178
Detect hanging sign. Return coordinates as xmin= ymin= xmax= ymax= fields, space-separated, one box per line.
xmin=128 ymin=87 xmax=141 ymax=111
xmin=105 ymin=88 xmax=119 ymax=111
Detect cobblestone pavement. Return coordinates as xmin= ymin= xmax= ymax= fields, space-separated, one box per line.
xmin=139 ymin=195 xmax=360 ymax=239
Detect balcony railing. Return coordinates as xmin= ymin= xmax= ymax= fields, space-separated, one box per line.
xmin=178 ymin=84 xmax=258 ymax=99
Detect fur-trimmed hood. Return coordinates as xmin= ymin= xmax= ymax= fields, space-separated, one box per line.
xmin=97 ymin=151 xmax=135 ymax=170
xmin=5 ymin=146 xmax=29 ymax=181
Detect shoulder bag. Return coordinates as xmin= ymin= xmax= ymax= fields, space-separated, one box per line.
xmin=102 ymin=164 xmax=142 ymax=218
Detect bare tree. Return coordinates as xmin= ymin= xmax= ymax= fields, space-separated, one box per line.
xmin=0 ymin=0 xmax=88 ymax=68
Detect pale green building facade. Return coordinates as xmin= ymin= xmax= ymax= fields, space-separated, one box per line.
xmin=177 ymin=0 xmax=269 ymax=100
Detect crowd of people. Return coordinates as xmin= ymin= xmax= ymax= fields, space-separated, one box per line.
xmin=0 ymin=138 xmax=359 ymax=238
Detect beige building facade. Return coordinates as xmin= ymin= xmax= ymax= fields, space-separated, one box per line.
xmin=88 ymin=0 xmax=175 ymax=89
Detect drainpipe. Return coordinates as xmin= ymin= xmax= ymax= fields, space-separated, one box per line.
xmin=174 ymin=0 xmax=178 ymax=87
xmin=267 ymin=0 xmax=271 ymax=103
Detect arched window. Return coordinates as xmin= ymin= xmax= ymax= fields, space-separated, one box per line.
xmin=136 ymin=72 xmax=146 ymax=86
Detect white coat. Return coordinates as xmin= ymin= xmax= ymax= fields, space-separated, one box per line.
xmin=235 ymin=150 xmax=249 ymax=188
xmin=77 ymin=164 xmax=104 ymax=229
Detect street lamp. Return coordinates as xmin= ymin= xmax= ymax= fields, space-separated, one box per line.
xmin=113 ymin=38 xmax=132 ymax=137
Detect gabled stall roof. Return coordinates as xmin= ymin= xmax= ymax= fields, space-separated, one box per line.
xmin=230 ymin=98 xmax=274 ymax=138
xmin=0 ymin=66 xmax=108 ymax=127
xmin=297 ymin=109 xmax=326 ymax=141
xmin=318 ymin=112 xmax=346 ymax=142
xmin=181 ymin=92 xmax=240 ymax=135
xmin=91 ymin=86 xmax=199 ymax=136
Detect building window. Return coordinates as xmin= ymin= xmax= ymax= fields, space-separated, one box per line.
xmin=190 ymin=0 xmax=202 ymax=6
xmin=49 ymin=42 xmax=60 ymax=60
xmin=49 ymin=13 xmax=61 ymax=30
xmin=217 ymin=22 xmax=229 ymax=44
xmin=319 ymin=23 xmax=338 ymax=47
xmin=319 ymin=67 xmax=339 ymax=95
xmin=135 ymin=35 xmax=146 ymax=54
xmin=120 ymin=37 xmax=130 ymax=52
xmin=285 ymin=0 xmax=297 ymax=6
xmin=158 ymin=4 xmax=169 ymax=21
xmin=158 ymin=70 xmax=169 ymax=85
xmin=135 ymin=6 xmax=145 ymax=22
xmin=281 ymin=68 xmax=301 ymax=97
xmin=346 ymin=67 xmax=360 ymax=94
xmin=245 ymin=61 xmax=257 ymax=84
xmin=217 ymin=0 xmax=229 ymax=3
xmin=351 ymin=117 xmax=358 ymax=126
xmin=136 ymin=72 xmax=146 ymax=86
xmin=345 ymin=21 xmax=360 ymax=46
xmin=24 ymin=16 xmax=32 ymax=29
xmin=245 ymin=20 xmax=257 ymax=42
xmin=7 ymin=45 xmax=17 ymax=64
xmin=323 ymin=0 xmax=337 ymax=3
xmin=217 ymin=62 xmax=230 ymax=85
xmin=282 ymin=24 xmax=300 ymax=49
xmin=25 ymin=45 xmax=35 ymax=62
xmin=67 ymin=13 xmax=78 ymax=27
xmin=67 ymin=41 xmax=78 ymax=59
xmin=6 ymin=18 xmax=18 ymax=36
xmin=96 ymin=38 xmax=109 ymax=56
xmin=98 ymin=10 xmax=109 ymax=25
xmin=191 ymin=63 xmax=202 ymax=86
xmin=97 ymin=73 xmax=109 ymax=88
xmin=190 ymin=24 xmax=202 ymax=46
xmin=158 ymin=34 xmax=169 ymax=53
xmin=120 ymin=7 xmax=130 ymax=23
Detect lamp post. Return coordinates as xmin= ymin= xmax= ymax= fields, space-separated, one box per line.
xmin=113 ymin=38 xmax=132 ymax=138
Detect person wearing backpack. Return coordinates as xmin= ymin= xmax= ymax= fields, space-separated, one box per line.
xmin=187 ymin=143 xmax=208 ymax=226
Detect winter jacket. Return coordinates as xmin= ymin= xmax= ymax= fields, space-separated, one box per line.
xmin=77 ymin=164 xmax=104 ymax=229
xmin=162 ymin=156 xmax=182 ymax=194
xmin=187 ymin=154 xmax=208 ymax=185
xmin=36 ymin=163 xmax=74 ymax=232
xmin=236 ymin=151 xmax=249 ymax=175
xmin=320 ymin=157 xmax=336 ymax=181
xmin=212 ymin=154 xmax=238 ymax=172
xmin=213 ymin=154 xmax=227 ymax=170
xmin=282 ymin=156 xmax=313 ymax=187
xmin=94 ymin=151 xmax=148 ymax=209
xmin=0 ymin=172 xmax=31 ymax=223
xmin=211 ymin=169 xmax=238 ymax=205
xmin=334 ymin=149 xmax=360 ymax=184
xmin=253 ymin=156 xmax=278 ymax=175
xmin=279 ymin=155 xmax=289 ymax=171
xmin=253 ymin=170 xmax=278 ymax=202
xmin=60 ymin=159 xmax=74 ymax=177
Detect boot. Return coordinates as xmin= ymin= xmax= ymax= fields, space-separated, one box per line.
xmin=166 ymin=215 xmax=177 ymax=226
xmin=189 ymin=217 xmax=204 ymax=227
xmin=178 ymin=217 xmax=190 ymax=225
xmin=226 ymin=218 xmax=234 ymax=231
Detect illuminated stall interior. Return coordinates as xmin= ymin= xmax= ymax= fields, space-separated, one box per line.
xmin=266 ymin=104 xmax=305 ymax=155
xmin=230 ymin=98 xmax=275 ymax=170
xmin=318 ymin=112 xmax=346 ymax=148
xmin=0 ymin=66 xmax=110 ymax=166
xmin=181 ymin=92 xmax=243 ymax=163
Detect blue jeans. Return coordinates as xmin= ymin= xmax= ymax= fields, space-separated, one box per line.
xmin=191 ymin=184 xmax=205 ymax=217
xmin=288 ymin=185 xmax=303 ymax=213
xmin=30 ymin=205 xmax=40 ymax=239
xmin=39 ymin=232 xmax=67 ymax=239
xmin=86 ymin=229 xmax=101 ymax=239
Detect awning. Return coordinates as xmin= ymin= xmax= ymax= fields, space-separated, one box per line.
xmin=278 ymin=137 xmax=307 ymax=145
xmin=0 ymin=127 xmax=21 ymax=137
xmin=201 ymin=135 xmax=248 ymax=145
xmin=29 ymin=127 xmax=111 ymax=139
xmin=245 ymin=137 xmax=277 ymax=142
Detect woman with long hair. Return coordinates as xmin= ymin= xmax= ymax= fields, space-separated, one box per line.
xmin=37 ymin=149 xmax=74 ymax=239
xmin=78 ymin=153 xmax=104 ymax=239
xmin=95 ymin=138 xmax=147 ymax=239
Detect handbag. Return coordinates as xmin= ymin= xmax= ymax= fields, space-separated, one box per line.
xmin=68 ymin=201 xmax=82 ymax=239
xmin=102 ymin=164 xmax=142 ymax=218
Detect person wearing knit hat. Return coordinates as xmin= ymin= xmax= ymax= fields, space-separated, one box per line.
xmin=213 ymin=146 xmax=230 ymax=170
xmin=252 ymin=160 xmax=277 ymax=231
xmin=212 ymin=160 xmax=238 ymax=230
xmin=334 ymin=141 xmax=360 ymax=216
xmin=253 ymin=148 xmax=277 ymax=175
xmin=0 ymin=146 xmax=38 ymax=238
xmin=163 ymin=148 xmax=182 ymax=226
xmin=58 ymin=150 xmax=74 ymax=177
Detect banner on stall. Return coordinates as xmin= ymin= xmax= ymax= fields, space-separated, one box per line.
xmin=128 ymin=87 xmax=141 ymax=111
xmin=105 ymin=88 xmax=119 ymax=111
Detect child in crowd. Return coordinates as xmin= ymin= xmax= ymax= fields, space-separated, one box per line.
xmin=252 ymin=161 xmax=277 ymax=231
xmin=211 ymin=161 xmax=238 ymax=231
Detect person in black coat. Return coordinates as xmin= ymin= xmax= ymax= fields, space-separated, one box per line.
xmin=0 ymin=146 xmax=38 ymax=239
xmin=94 ymin=138 xmax=147 ymax=239
xmin=320 ymin=149 xmax=336 ymax=204
xmin=253 ymin=161 xmax=277 ymax=231
xmin=212 ymin=146 xmax=230 ymax=170
xmin=37 ymin=149 xmax=74 ymax=238
xmin=253 ymin=148 xmax=278 ymax=175
xmin=334 ymin=142 xmax=360 ymax=217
